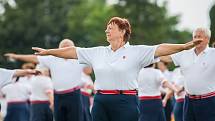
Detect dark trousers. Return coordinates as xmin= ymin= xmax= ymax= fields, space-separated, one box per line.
xmin=184 ymin=96 xmax=215 ymax=121
xmin=173 ymin=101 xmax=184 ymax=121
xmin=30 ymin=103 xmax=53 ymax=121
xmin=4 ymin=103 xmax=30 ymax=121
xmin=162 ymin=95 xmax=173 ymax=121
xmin=139 ymin=99 xmax=166 ymax=121
xmin=54 ymin=89 xmax=83 ymax=121
xmin=92 ymin=94 xmax=140 ymax=121
xmin=81 ymin=94 xmax=92 ymax=121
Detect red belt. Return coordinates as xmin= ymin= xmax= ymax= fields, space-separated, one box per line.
xmin=176 ymin=98 xmax=184 ymax=102
xmin=97 ymin=90 xmax=137 ymax=95
xmin=139 ymin=95 xmax=161 ymax=100
xmin=187 ymin=91 xmax=215 ymax=99
xmin=31 ymin=100 xmax=50 ymax=104
xmin=81 ymin=91 xmax=92 ymax=96
xmin=54 ymin=86 xmax=80 ymax=94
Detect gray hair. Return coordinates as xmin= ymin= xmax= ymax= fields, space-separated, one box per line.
xmin=192 ymin=27 xmax=211 ymax=39
xmin=59 ymin=39 xmax=74 ymax=48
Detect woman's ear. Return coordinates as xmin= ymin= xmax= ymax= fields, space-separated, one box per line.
xmin=122 ymin=30 xmax=126 ymax=35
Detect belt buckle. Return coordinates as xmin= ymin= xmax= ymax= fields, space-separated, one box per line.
xmin=191 ymin=94 xmax=202 ymax=99
xmin=119 ymin=90 xmax=123 ymax=94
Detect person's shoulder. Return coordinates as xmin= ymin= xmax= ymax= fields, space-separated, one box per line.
xmin=140 ymin=67 xmax=153 ymax=73
xmin=173 ymin=49 xmax=192 ymax=56
xmin=34 ymin=76 xmax=52 ymax=82
xmin=38 ymin=55 xmax=55 ymax=60
xmin=208 ymin=47 xmax=215 ymax=51
xmin=130 ymin=44 xmax=150 ymax=48
xmin=79 ymin=46 xmax=107 ymax=51
xmin=129 ymin=44 xmax=157 ymax=51
xmin=207 ymin=47 xmax=215 ymax=55
xmin=154 ymin=68 xmax=162 ymax=74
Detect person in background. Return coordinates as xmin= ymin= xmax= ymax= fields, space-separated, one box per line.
xmin=160 ymin=27 xmax=215 ymax=121
xmin=138 ymin=63 xmax=179 ymax=121
xmin=1 ymin=75 xmax=31 ymax=121
xmin=155 ymin=61 xmax=174 ymax=121
xmin=29 ymin=66 xmax=53 ymax=121
xmin=5 ymin=39 xmax=84 ymax=121
xmin=0 ymin=68 xmax=37 ymax=88
xmin=162 ymin=67 xmax=185 ymax=121
xmin=81 ymin=66 xmax=94 ymax=121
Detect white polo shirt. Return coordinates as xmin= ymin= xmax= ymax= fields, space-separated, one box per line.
xmin=17 ymin=76 xmax=32 ymax=86
xmin=171 ymin=68 xmax=185 ymax=100
xmin=1 ymin=80 xmax=31 ymax=102
xmin=77 ymin=43 xmax=158 ymax=90
xmin=138 ymin=68 xmax=166 ymax=96
xmin=171 ymin=47 xmax=215 ymax=95
xmin=159 ymin=70 xmax=173 ymax=94
xmin=163 ymin=70 xmax=173 ymax=82
xmin=30 ymin=75 xmax=53 ymax=101
xmin=0 ymin=68 xmax=15 ymax=88
xmin=38 ymin=56 xmax=84 ymax=91
xmin=80 ymin=73 xmax=94 ymax=94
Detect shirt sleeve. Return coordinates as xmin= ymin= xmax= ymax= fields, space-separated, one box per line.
xmin=0 ymin=68 xmax=15 ymax=88
xmin=37 ymin=56 xmax=53 ymax=68
xmin=44 ymin=78 xmax=53 ymax=91
xmin=76 ymin=47 xmax=103 ymax=66
xmin=136 ymin=45 xmax=159 ymax=67
xmin=170 ymin=51 xmax=185 ymax=66
xmin=1 ymin=86 xmax=8 ymax=95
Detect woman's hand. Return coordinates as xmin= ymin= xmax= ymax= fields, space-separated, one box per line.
xmin=32 ymin=47 xmax=49 ymax=56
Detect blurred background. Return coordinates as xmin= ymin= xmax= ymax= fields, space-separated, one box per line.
xmin=0 ymin=0 xmax=215 ymax=68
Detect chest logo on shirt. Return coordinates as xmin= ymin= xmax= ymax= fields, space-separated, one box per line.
xmin=123 ymin=56 xmax=126 ymax=59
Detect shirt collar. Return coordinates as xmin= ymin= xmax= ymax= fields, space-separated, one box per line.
xmin=107 ymin=42 xmax=130 ymax=50
xmin=203 ymin=45 xmax=209 ymax=53
xmin=192 ymin=45 xmax=209 ymax=54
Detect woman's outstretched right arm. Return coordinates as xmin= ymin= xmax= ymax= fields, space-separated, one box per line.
xmin=32 ymin=46 xmax=77 ymax=59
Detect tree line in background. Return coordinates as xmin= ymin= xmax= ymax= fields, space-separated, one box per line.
xmin=210 ymin=3 xmax=215 ymax=44
xmin=1 ymin=0 xmax=214 ymax=68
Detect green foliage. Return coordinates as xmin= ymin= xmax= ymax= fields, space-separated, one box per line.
xmin=112 ymin=0 xmax=191 ymax=45
xmin=210 ymin=4 xmax=215 ymax=44
xmin=0 ymin=0 xmax=191 ymax=67
xmin=66 ymin=0 xmax=116 ymax=47
xmin=0 ymin=0 xmax=79 ymax=66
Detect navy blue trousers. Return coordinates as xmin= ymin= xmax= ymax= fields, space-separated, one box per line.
xmin=164 ymin=99 xmax=173 ymax=121
xmin=92 ymin=94 xmax=140 ymax=121
xmin=173 ymin=101 xmax=184 ymax=121
xmin=139 ymin=99 xmax=166 ymax=121
xmin=54 ymin=89 xmax=83 ymax=121
xmin=30 ymin=103 xmax=53 ymax=121
xmin=81 ymin=94 xmax=92 ymax=121
xmin=162 ymin=95 xmax=173 ymax=121
xmin=184 ymin=96 xmax=215 ymax=121
xmin=4 ymin=103 xmax=30 ymax=121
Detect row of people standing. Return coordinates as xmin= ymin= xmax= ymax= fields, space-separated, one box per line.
xmin=0 ymin=62 xmax=94 ymax=121
xmin=1 ymin=16 xmax=211 ymax=121
xmin=1 ymin=63 xmax=54 ymax=121
xmin=31 ymin=16 xmax=204 ymax=121
xmin=0 ymin=62 xmax=181 ymax=121
xmin=1 ymin=59 xmax=184 ymax=121
xmin=3 ymin=39 xmax=95 ymax=121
